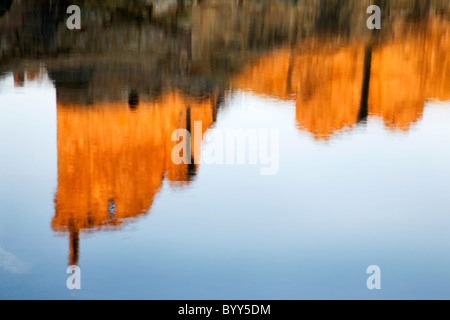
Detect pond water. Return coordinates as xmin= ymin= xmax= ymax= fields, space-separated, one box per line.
xmin=0 ymin=0 xmax=449 ymax=299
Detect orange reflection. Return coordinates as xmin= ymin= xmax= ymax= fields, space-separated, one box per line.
xmin=234 ymin=43 xmax=365 ymax=139
xmin=234 ymin=17 xmax=450 ymax=139
xmin=370 ymin=18 xmax=450 ymax=130
xmin=12 ymin=68 xmax=45 ymax=87
xmin=52 ymin=92 xmax=218 ymax=265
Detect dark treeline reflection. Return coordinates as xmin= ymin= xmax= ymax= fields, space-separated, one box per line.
xmin=1 ymin=0 xmax=449 ymax=264
xmin=2 ymin=0 xmax=449 ymax=102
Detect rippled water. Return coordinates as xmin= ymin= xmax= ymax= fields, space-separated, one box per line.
xmin=0 ymin=0 xmax=450 ymax=299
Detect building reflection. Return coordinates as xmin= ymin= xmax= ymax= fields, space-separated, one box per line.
xmin=52 ymin=92 xmax=220 ymax=265
xmin=234 ymin=17 xmax=450 ymax=140
xmin=2 ymin=0 xmax=449 ymax=265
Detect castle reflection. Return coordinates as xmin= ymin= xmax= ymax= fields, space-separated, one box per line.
xmin=51 ymin=13 xmax=449 ymax=263
xmin=2 ymin=0 xmax=449 ymax=265
xmin=52 ymin=92 xmax=220 ymax=265
xmin=234 ymin=17 xmax=450 ymax=140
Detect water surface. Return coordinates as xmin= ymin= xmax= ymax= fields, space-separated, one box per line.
xmin=0 ymin=0 xmax=450 ymax=299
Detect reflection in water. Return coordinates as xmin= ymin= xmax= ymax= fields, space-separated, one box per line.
xmin=1 ymin=0 xmax=450 ymax=270
xmin=0 ymin=246 xmax=31 ymax=274
xmin=235 ymin=44 xmax=367 ymax=139
xmin=234 ymin=17 xmax=450 ymax=139
xmin=370 ymin=18 xmax=450 ymax=130
xmin=357 ymin=46 xmax=372 ymax=124
xmin=52 ymin=92 xmax=220 ymax=264
xmin=0 ymin=1 xmax=12 ymax=18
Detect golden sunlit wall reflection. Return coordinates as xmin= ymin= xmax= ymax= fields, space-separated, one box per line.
xmin=234 ymin=17 xmax=450 ymax=140
xmin=52 ymin=93 xmax=219 ymax=265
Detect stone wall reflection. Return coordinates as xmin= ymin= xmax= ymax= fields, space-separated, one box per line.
xmin=234 ymin=17 xmax=450 ymax=139
xmin=52 ymin=92 xmax=220 ymax=264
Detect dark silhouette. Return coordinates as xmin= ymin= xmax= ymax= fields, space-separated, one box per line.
xmin=0 ymin=0 xmax=12 ymax=18
xmin=358 ymin=46 xmax=372 ymax=123
xmin=69 ymin=227 xmax=79 ymax=266
xmin=185 ymin=106 xmax=197 ymax=180
xmin=128 ymin=90 xmax=139 ymax=110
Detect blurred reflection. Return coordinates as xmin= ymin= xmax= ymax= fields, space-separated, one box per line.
xmin=234 ymin=17 xmax=450 ymax=139
xmin=1 ymin=0 xmax=449 ymax=264
xmin=369 ymin=18 xmax=450 ymax=130
xmin=9 ymin=67 xmax=46 ymax=87
xmin=0 ymin=1 xmax=12 ymax=18
xmin=234 ymin=43 xmax=366 ymax=139
xmin=52 ymin=92 xmax=220 ymax=265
